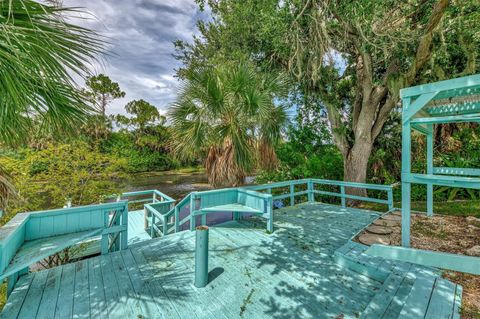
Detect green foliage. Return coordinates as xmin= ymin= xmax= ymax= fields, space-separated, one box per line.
xmin=169 ymin=61 xmax=288 ymax=186
xmin=84 ymin=74 xmax=125 ymax=115
xmin=81 ymin=74 xmax=126 ymax=141
xmin=256 ymin=124 xmax=343 ymax=184
xmin=100 ymin=132 xmax=179 ymax=173
xmin=0 ymin=0 xmax=103 ymax=144
xmin=116 ymin=99 xmax=163 ymax=132
xmin=0 ymin=142 xmax=128 ymax=223
xmin=178 ymin=0 xmax=480 ymax=187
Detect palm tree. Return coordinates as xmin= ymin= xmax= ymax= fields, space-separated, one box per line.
xmin=0 ymin=0 xmax=103 ymax=210
xmin=169 ymin=62 xmax=288 ymax=187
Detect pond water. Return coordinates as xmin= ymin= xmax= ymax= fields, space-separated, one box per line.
xmin=124 ymin=170 xmax=256 ymax=200
xmin=123 ymin=170 xmax=212 ymax=199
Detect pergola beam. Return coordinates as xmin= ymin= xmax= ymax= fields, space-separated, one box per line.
xmin=400 ymin=74 xmax=480 ymax=99
xmin=402 ymin=91 xmax=438 ymax=124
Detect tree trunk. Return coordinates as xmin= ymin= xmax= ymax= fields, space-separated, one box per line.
xmin=343 ymin=139 xmax=373 ymax=202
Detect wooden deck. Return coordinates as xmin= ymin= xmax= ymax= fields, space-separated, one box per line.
xmin=1 ymin=203 xmax=461 ymax=318
xmin=127 ymin=210 xmax=151 ymax=244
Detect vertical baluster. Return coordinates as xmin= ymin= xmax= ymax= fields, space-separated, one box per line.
xmin=151 ymin=212 xmax=156 ymax=238
xmin=307 ymin=180 xmax=314 ymax=202
xmin=388 ymin=188 xmax=394 ymax=211
xmin=121 ymin=205 xmax=128 ymax=249
xmin=340 ymin=186 xmax=346 ymax=207
xmin=174 ymin=205 xmax=180 ymax=232
xmin=289 ymin=184 xmax=294 ymax=206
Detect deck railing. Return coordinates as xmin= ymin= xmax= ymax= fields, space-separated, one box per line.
xmin=144 ymin=178 xmax=395 ymax=239
xmin=0 ymin=201 xmax=128 ymax=294
xmin=117 ymin=189 xmax=175 ymax=209
xmin=244 ymin=178 xmax=395 ymax=211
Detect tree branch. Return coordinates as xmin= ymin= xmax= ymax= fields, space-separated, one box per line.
xmin=405 ymin=0 xmax=449 ymax=85
xmin=323 ymin=100 xmax=350 ymax=156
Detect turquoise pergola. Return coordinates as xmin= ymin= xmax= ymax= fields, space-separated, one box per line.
xmin=400 ymin=74 xmax=480 ymax=247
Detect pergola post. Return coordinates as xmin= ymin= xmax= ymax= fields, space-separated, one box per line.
xmin=401 ymin=97 xmax=412 ymax=247
xmin=426 ymin=124 xmax=434 ymax=216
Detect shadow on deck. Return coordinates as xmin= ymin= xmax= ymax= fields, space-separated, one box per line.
xmin=0 ymin=203 xmax=461 ymax=319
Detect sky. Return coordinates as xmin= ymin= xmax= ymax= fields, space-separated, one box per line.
xmin=64 ymin=0 xmax=208 ymax=116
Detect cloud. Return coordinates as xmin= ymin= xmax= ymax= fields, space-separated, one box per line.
xmin=64 ymin=0 xmax=207 ymax=115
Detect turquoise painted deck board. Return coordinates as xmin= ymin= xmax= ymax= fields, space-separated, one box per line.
xmin=1 ymin=203 xmax=462 ymax=318
xmin=335 ymin=240 xmax=461 ymax=319
xmin=365 ymin=244 xmax=480 ymax=275
xmin=127 ymin=210 xmax=151 ymax=244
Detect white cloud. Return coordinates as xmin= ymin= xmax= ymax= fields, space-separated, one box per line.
xmin=63 ymin=0 xmax=207 ymax=115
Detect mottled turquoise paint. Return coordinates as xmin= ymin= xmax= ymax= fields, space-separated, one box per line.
xmin=194 ymin=226 xmax=209 ymax=288
xmin=365 ymin=244 xmax=480 ymax=275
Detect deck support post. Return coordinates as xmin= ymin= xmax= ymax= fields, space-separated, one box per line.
xmin=426 ymin=124 xmax=434 ymax=216
xmin=194 ymin=226 xmax=209 ymax=288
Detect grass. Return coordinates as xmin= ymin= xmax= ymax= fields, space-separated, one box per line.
xmin=361 ymin=200 xmax=480 ymax=217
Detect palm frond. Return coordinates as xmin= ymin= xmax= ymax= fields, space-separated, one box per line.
xmin=169 ymin=61 xmax=288 ymax=186
xmin=0 ymin=0 xmax=104 ymax=144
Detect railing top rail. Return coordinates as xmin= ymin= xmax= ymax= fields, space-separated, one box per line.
xmin=0 ymin=213 xmax=29 ymax=244
xmin=237 ymin=188 xmax=272 ymax=199
xmin=120 ymin=189 xmax=175 ymax=202
xmin=28 ymin=200 xmax=128 ymax=217
xmin=243 ymin=179 xmax=310 ymax=190
xmin=176 ymin=193 xmax=192 ymax=207
xmin=190 ymin=188 xmax=237 ymax=196
xmin=0 ymin=201 xmax=129 ymax=245
xmin=243 ymin=178 xmax=395 ymax=192
xmin=311 ymin=178 xmax=394 ymax=191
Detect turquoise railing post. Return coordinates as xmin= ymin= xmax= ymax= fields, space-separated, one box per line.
xmin=101 ymin=210 xmax=109 ymax=254
xmin=7 ymin=267 xmax=27 ymax=296
xmin=121 ymin=206 xmax=128 ymax=249
xmin=194 ymin=226 xmax=209 ymax=288
xmin=340 ymin=186 xmax=346 ymax=207
xmin=163 ymin=215 xmax=168 ymax=236
xmin=265 ymin=197 xmax=274 ymax=233
xmin=387 ymin=188 xmax=394 ymax=211
xmin=426 ymin=124 xmax=434 ymax=216
xmin=289 ymin=184 xmax=294 ymax=206
xmin=174 ymin=206 xmax=180 ymax=232
xmin=190 ymin=192 xmax=196 ymax=231
xmin=307 ymin=179 xmax=314 ymax=202
xmin=150 ymin=212 xmax=156 ymax=238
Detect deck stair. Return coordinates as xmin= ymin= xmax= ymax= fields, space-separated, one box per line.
xmin=335 ymin=241 xmax=462 ymax=318
xmin=144 ymin=188 xmax=274 ymax=238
